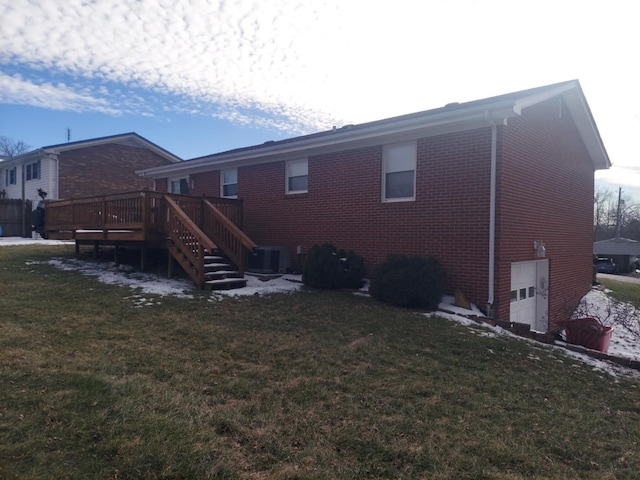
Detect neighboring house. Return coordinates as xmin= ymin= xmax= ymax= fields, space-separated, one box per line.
xmin=0 ymin=133 xmax=181 ymax=207
xmin=593 ymin=237 xmax=640 ymax=273
xmin=139 ymin=80 xmax=609 ymax=331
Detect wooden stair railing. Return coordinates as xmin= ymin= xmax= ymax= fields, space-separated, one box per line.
xmin=202 ymin=199 xmax=257 ymax=273
xmin=164 ymin=195 xmax=216 ymax=288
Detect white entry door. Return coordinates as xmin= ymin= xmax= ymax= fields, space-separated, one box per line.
xmin=510 ymin=260 xmax=549 ymax=332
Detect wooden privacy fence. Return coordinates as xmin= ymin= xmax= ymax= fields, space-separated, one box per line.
xmin=0 ymin=199 xmax=32 ymax=237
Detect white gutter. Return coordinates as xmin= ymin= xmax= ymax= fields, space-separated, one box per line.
xmin=138 ymin=102 xmax=520 ymax=178
xmin=486 ymin=112 xmax=498 ymax=317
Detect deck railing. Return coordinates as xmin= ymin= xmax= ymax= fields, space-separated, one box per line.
xmin=45 ymin=190 xmax=167 ymax=233
xmin=202 ymin=199 xmax=257 ymax=273
xmin=163 ymin=195 xmax=216 ymax=287
xmin=45 ymin=190 xmax=244 ymax=234
xmin=44 ymin=190 xmax=253 ymax=278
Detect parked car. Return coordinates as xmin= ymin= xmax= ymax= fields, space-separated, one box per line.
xmin=594 ymin=257 xmax=616 ymax=274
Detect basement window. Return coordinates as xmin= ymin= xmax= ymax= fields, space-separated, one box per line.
xmin=382 ymin=141 xmax=416 ymax=202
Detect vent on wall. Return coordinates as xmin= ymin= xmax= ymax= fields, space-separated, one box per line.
xmin=247 ymin=246 xmax=291 ymax=274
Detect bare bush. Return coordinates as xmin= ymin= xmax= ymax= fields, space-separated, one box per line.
xmin=571 ymin=290 xmax=640 ymax=340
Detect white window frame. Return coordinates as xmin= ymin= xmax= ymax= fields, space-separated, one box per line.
xmin=285 ymin=159 xmax=308 ymax=194
xmin=382 ymin=141 xmax=416 ymax=202
xmin=221 ymin=168 xmax=238 ymax=198
xmin=26 ymin=160 xmax=41 ymax=181
xmin=169 ymin=177 xmax=189 ymax=194
xmin=5 ymin=167 xmax=17 ymax=186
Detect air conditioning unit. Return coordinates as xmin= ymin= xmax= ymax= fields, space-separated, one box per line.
xmin=247 ymin=246 xmax=291 ymax=274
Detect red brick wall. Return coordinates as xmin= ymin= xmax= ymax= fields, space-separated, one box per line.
xmin=191 ymin=171 xmax=220 ymax=197
xmin=155 ymin=178 xmax=168 ymax=192
xmin=189 ymin=131 xmax=495 ymax=309
xmin=58 ymin=144 xmax=174 ymax=199
xmin=494 ymin=98 xmax=595 ymax=324
xmin=153 ymin=99 xmax=596 ymax=325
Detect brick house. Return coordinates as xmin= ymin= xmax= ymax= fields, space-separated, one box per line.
xmin=139 ymin=80 xmax=610 ymax=330
xmin=0 ymin=133 xmax=181 ymax=207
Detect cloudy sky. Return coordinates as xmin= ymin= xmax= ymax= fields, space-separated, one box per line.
xmin=0 ymin=0 xmax=638 ymax=197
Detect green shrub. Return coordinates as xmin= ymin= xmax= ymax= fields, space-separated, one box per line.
xmin=302 ymin=243 xmax=365 ymax=290
xmin=369 ymin=254 xmax=446 ymax=309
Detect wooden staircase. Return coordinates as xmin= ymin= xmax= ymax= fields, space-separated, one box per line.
xmin=203 ymin=251 xmax=247 ymax=290
xmin=164 ymin=195 xmax=256 ymax=290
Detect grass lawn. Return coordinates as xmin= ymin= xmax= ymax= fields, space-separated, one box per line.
xmin=2 ymin=245 xmax=640 ymax=479
xmin=599 ymin=277 xmax=640 ymax=306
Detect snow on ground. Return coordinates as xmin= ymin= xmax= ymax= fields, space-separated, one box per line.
xmin=0 ymin=236 xmax=69 ymax=247
xmin=432 ymin=291 xmax=640 ymax=378
xmin=3 ymin=236 xmax=639 ymax=377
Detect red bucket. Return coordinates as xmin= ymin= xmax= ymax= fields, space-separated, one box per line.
xmin=559 ymin=318 xmax=613 ymax=353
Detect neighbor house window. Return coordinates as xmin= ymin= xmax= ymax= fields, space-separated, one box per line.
xmin=170 ymin=178 xmax=189 ymax=194
xmin=382 ymin=142 xmax=416 ymax=202
xmin=286 ymin=159 xmax=308 ymax=194
xmin=5 ymin=167 xmax=16 ymax=186
xmin=25 ymin=160 xmax=41 ymax=181
xmin=221 ymin=169 xmax=238 ymax=198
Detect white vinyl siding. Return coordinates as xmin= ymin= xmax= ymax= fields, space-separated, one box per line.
xmin=5 ymin=167 xmax=16 ymax=186
xmin=26 ymin=160 xmax=41 ymax=181
xmin=382 ymin=142 xmax=416 ymax=202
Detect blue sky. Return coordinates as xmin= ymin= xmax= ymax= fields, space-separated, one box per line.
xmin=1 ymin=0 xmax=639 ymax=198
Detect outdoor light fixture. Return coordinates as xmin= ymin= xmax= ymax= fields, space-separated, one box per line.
xmin=534 ymin=240 xmax=546 ymax=258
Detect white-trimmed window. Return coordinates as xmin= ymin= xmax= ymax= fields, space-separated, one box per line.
xmin=26 ymin=160 xmax=41 ymax=181
xmin=286 ymin=159 xmax=308 ymax=194
xmin=382 ymin=142 xmax=416 ymax=202
xmin=169 ymin=177 xmax=189 ymax=194
xmin=221 ymin=169 xmax=238 ymax=198
xmin=5 ymin=167 xmax=16 ymax=186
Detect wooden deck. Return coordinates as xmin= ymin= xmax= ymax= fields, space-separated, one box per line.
xmin=44 ymin=190 xmax=257 ymax=289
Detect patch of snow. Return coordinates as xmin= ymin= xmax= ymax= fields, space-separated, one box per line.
xmin=425 ymin=293 xmax=640 ymax=378
xmin=31 ymin=257 xmax=195 ymax=299
xmin=0 ymin=236 xmax=69 ymax=246
xmin=211 ymin=274 xmax=303 ymax=299
xmin=5 ymin=238 xmax=640 ymax=377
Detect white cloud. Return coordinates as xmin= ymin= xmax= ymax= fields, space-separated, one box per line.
xmin=0 ymin=73 xmax=122 ymax=115
xmin=1 ymin=0 xmax=640 ymax=176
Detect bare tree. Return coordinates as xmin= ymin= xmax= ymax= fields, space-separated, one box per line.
xmin=594 ymin=187 xmax=640 ymax=241
xmin=594 ymin=187 xmax=614 ymax=240
xmin=0 ymin=136 xmax=31 ymax=158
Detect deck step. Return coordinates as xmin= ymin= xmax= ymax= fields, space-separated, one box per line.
xmin=205 ymin=270 xmax=242 ymax=277
xmin=205 ymin=277 xmax=248 ymax=290
xmin=204 ymin=262 xmax=232 ymax=269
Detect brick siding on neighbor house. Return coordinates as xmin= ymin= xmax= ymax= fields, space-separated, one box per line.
xmin=58 ymin=144 xmax=174 ymax=199
xmin=494 ymin=97 xmax=595 ymax=325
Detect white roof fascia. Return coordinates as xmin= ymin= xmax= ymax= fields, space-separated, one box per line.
xmin=511 ymin=81 xmax=578 ymax=115
xmin=138 ymin=103 xmax=520 ymax=179
xmin=562 ymin=88 xmax=611 ymax=170
xmin=0 ymin=149 xmax=48 ymax=167
xmin=43 ymin=134 xmax=182 ymax=164
xmin=513 ymin=80 xmax=610 ymax=170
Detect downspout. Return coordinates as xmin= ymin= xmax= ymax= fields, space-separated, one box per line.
xmin=485 ymin=112 xmax=498 ymax=317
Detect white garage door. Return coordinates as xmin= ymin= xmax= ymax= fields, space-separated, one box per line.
xmin=510 ymin=260 xmax=549 ymax=332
